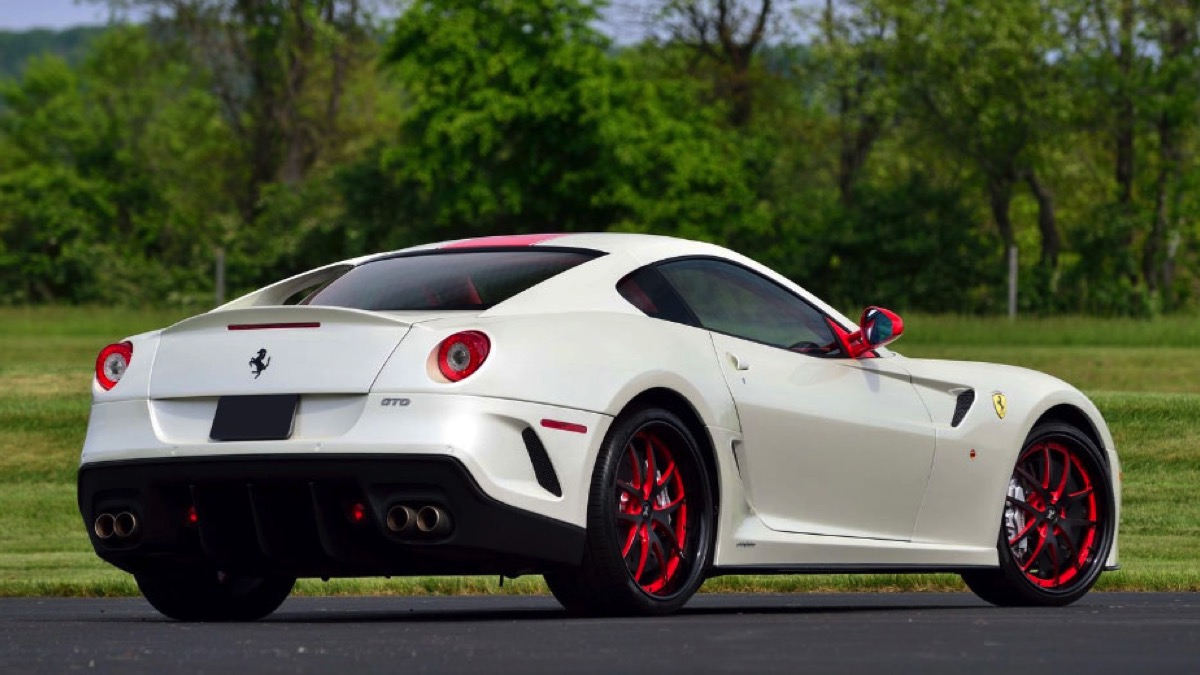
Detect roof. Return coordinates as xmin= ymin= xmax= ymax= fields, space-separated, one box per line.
xmin=354 ymin=232 xmax=743 ymax=267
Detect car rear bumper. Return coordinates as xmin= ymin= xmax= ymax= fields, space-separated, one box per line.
xmin=78 ymin=455 xmax=586 ymax=578
xmin=81 ymin=393 xmax=612 ymax=529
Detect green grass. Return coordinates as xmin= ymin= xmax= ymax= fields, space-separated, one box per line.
xmin=1 ymin=308 xmax=1198 ymax=597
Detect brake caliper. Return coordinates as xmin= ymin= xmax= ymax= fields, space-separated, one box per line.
xmin=1004 ymin=478 xmax=1029 ymax=556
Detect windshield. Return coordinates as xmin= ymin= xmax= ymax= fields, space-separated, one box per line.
xmin=305 ymin=249 xmax=600 ymax=311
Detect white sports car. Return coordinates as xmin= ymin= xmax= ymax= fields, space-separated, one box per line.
xmin=79 ymin=233 xmax=1120 ymax=620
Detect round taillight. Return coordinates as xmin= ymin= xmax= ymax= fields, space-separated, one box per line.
xmin=436 ymin=331 xmax=490 ymax=382
xmin=95 ymin=342 xmax=133 ymax=391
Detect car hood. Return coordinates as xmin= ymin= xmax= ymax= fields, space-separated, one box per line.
xmin=890 ymin=353 xmax=1109 ymax=441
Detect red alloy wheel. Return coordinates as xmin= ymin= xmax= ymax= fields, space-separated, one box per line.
xmin=1004 ymin=440 xmax=1100 ymax=588
xmin=614 ymin=426 xmax=689 ymax=596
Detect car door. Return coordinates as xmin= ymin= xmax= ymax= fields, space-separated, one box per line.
xmin=656 ymin=259 xmax=936 ymax=541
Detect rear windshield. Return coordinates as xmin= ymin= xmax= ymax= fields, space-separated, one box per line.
xmin=305 ymin=249 xmax=600 ymax=311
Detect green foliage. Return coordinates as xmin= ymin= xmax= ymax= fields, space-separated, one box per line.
xmin=603 ymin=47 xmax=771 ymax=245
xmin=0 ymin=164 xmax=111 ymax=303
xmin=377 ymin=0 xmax=620 ymax=239
xmin=816 ymin=175 xmax=1003 ymax=313
xmin=1054 ymin=203 xmax=1149 ymax=316
xmin=0 ymin=27 xmax=233 ymax=305
xmin=0 ymin=0 xmax=1199 ymax=315
xmin=337 ymin=1 xmax=765 ymax=259
xmin=0 ymin=27 xmax=105 ymax=80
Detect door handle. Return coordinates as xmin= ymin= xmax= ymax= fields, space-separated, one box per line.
xmin=729 ymin=353 xmax=750 ymax=371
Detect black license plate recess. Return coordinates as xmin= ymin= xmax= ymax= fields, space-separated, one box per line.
xmin=209 ymin=394 xmax=299 ymax=442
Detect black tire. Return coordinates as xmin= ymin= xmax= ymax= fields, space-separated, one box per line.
xmin=542 ymin=569 xmax=600 ymax=616
xmin=135 ymin=570 xmax=295 ymax=621
xmin=963 ymin=422 xmax=1115 ymax=607
xmin=546 ymin=407 xmax=715 ymax=616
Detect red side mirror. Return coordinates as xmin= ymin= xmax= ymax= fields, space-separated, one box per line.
xmin=842 ymin=306 xmax=904 ymax=358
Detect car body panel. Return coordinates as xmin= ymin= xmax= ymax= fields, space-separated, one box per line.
xmin=80 ymin=232 xmax=1120 ymax=578
xmin=710 ymin=333 xmax=936 ymax=541
xmin=898 ymin=357 xmax=1122 ymax=567
xmin=149 ymin=307 xmax=414 ymax=398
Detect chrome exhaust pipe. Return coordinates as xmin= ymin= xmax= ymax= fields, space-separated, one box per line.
xmin=386 ymin=505 xmax=416 ymax=534
xmin=415 ymin=505 xmax=452 ymax=536
xmin=113 ymin=512 xmax=139 ymax=539
xmin=93 ymin=513 xmax=115 ymax=540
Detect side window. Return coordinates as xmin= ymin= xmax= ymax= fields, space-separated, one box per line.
xmin=616 ymin=267 xmax=698 ymax=326
xmin=656 ymin=259 xmax=842 ymax=356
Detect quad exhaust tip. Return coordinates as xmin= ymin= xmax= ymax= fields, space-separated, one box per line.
xmin=416 ymin=505 xmax=452 ymax=536
xmin=386 ymin=505 xmax=416 ymax=534
xmin=93 ymin=511 xmax=138 ymax=540
xmin=93 ymin=513 xmax=115 ymax=540
xmin=113 ymin=512 xmax=138 ymax=538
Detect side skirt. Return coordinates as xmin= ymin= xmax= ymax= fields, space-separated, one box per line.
xmin=708 ymin=564 xmax=996 ymax=577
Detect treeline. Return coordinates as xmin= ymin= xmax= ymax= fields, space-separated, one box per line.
xmin=0 ymin=27 xmax=105 ymax=80
xmin=0 ymin=0 xmax=1197 ymax=315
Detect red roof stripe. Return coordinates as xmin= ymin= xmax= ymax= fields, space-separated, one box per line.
xmin=441 ymin=233 xmax=568 ymax=249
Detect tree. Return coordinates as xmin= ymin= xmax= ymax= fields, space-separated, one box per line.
xmin=603 ymin=46 xmax=770 ymax=246
xmin=333 ymin=0 xmax=766 ymax=257
xmin=1060 ymin=0 xmax=1200 ymax=310
xmin=807 ymin=0 xmax=897 ymax=207
xmin=1142 ymin=1 xmax=1200 ymax=306
xmin=94 ymin=0 xmax=380 ymax=222
xmin=654 ymin=0 xmax=783 ymax=127
xmin=372 ymin=0 xmax=623 ymax=241
xmin=892 ymin=0 xmax=1066 ymax=273
xmin=0 ymin=27 xmax=231 ymax=303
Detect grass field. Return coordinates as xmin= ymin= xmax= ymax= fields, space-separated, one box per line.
xmin=1 ymin=308 xmax=1197 ymax=597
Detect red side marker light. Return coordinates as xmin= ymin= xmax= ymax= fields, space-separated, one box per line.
xmin=186 ymin=506 xmax=198 ymax=525
xmin=351 ymin=503 xmax=367 ymax=523
xmin=541 ymin=419 xmax=588 ymax=434
xmin=95 ymin=342 xmax=134 ymax=391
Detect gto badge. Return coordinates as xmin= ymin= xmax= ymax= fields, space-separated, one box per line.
xmin=249 ymin=348 xmax=271 ymax=379
xmin=992 ymin=392 xmax=1007 ymax=419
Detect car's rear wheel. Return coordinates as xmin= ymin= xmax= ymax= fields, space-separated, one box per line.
xmin=545 ymin=407 xmax=714 ymax=616
xmin=963 ymin=422 xmax=1115 ymax=606
xmin=135 ymin=570 xmax=295 ymax=621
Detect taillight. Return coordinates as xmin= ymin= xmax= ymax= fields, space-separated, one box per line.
xmin=95 ymin=342 xmax=133 ymax=391
xmin=435 ymin=331 xmax=490 ymax=382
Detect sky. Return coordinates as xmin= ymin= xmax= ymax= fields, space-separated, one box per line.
xmin=0 ymin=0 xmax=657 ymax=40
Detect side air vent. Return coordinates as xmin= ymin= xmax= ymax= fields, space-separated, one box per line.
xmin=952 ymin=389 xmax=975 ymax=427
xmin=521 ymin=428 xmax=563 ymax=497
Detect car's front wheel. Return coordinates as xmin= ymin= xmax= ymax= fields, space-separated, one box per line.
xmin=963 ymin=422 xmax=1115 ymax=606
xmin=135 ymin=570 xmax=295 ymax=621
xmin=545 ymin=407 xmax=714 ymax=616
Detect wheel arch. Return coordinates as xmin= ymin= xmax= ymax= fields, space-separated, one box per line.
xmin=617 ymin=387 xmax=721 ymax=516
xmin=1032 ymin=404 xmax=1108 ymax=469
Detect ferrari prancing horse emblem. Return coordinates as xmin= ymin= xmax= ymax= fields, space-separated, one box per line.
xmin=992 ymin=393 xmax=1007 ymax=419
xmin=249 ymin=348 xmax=271 ymax=379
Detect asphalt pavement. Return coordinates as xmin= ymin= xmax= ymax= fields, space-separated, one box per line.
xmin=2 ymin=592 xmax=1197 ymax=674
